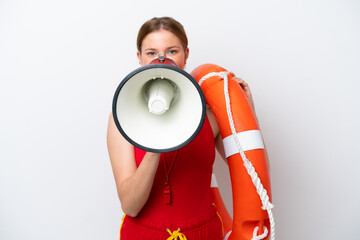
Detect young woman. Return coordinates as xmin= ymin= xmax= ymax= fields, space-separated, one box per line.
xmin=107 ymin=17 xmax=254 ymax=240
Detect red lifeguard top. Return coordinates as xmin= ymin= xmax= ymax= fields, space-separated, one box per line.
xmin=133 ymin=116 xmax=215 ymax=224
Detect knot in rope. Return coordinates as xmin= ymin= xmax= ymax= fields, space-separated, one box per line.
xmin=262 ymin=199 xmax=274 ymax=211
xmin=252 ymin=226 xmax=268 ymax=240
xmin=167 ymin=228 xmax=187 ymax=240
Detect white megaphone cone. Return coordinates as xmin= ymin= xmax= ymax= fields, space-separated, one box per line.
xmin=112 ymin=57 xmax=206 ymax=153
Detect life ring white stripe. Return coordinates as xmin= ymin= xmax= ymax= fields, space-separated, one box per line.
xmin=223 ymin=130 xmax=264 ymax=158
xmin=211 ymin=173 xmax=218 ymax=188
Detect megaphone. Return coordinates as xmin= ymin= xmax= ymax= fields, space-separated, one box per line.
xmin=112 ymin=57 xmax=206 ymax=153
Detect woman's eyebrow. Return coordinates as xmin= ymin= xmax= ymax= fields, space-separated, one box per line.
xmin=144 ymin=46 xmax=181 ymax=52
xmin=167 ymin=46 xmax=180 ymax=50
xmin=144 ymin=48 xmax=157 ymax=52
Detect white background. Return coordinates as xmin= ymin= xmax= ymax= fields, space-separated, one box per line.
xmin=1 ymin=0 xmax=359 ymax=239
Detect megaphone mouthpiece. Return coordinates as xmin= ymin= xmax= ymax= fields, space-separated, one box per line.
xmin=145 ymin=78 xmax=176 ymax=115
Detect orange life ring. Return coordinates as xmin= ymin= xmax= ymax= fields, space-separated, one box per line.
xmin=191 ymin=64 xmax=274 ymax=240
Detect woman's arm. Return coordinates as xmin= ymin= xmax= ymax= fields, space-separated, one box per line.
xmin=206 ymin=107 xmax=227 ymax=163
xmin=107 ymin=113 xmax=160 ymax=217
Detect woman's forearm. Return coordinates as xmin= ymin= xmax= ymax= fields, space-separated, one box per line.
xmin=118 ymin=152 xmax=160 ymax=217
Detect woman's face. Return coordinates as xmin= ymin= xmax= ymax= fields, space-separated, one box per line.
xmin=137 ymin=29 xmax=189 ymax=69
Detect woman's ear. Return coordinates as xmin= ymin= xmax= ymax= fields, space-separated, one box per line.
xmin=137 ymin=51 xmax=142 ymax=65
xmin=184 ymin=48 xmax=189 ymax=64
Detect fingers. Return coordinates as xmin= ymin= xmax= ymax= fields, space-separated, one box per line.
xmin=230 ymin=73 xmax=252 ymax=96
xmin=229 ymin=72 xmax=250 ymax=91
xmin=229 ymin=72 xmax=256 ymax=111
xmin=230 ymin=73 xmax=248 ymax=88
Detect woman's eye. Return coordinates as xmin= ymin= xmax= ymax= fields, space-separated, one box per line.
xmin=147 ymin=52 xmax=156 ymax=56
xmin=167 ymin=50 xmax=177 ymax=55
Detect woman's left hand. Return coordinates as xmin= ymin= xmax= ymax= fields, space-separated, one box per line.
xmin=230 ymin=72 xmax=255 ymax=111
